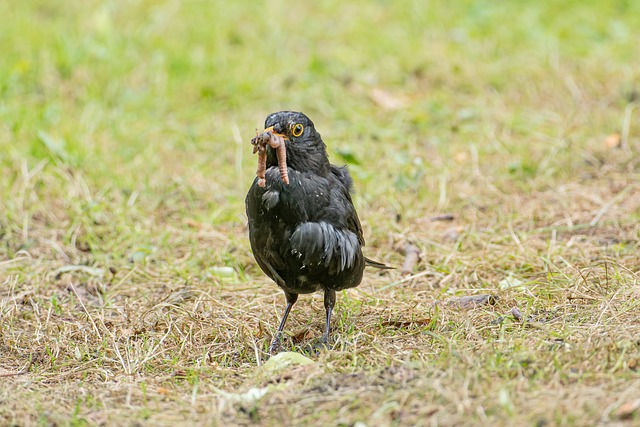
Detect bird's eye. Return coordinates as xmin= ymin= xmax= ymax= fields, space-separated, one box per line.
xmin=291 ymin=123 xmax=304 ymax=137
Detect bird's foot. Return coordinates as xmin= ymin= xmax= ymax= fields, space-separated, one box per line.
xmin=268 ymin=339 xmax=283 ymax=356
xmin=309 ymin=336 xmax=332 ymax=355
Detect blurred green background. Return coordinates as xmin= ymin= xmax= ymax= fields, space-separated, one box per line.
xmin=1 ymin=0 xmax=639 ymax=267
xmin=3 ymin=1 xmax=638 ymax=193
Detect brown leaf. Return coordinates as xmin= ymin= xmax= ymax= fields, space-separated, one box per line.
xmin=157 ymin=387 xmax=171 ymax=395
xmin=370 ymin=88 xmax=406 ymax=110
xmin=614 ymin=399 xmax=640 ymax=419
xmin=604 ymin=132 xmax=621 ymax=149
xmin=185 ymin=219 xmax=203 ymax=229
xmin=401 ymin=243 xmax=421 ymax=275
xmin=454 ymin=151 xmax=468 ymax=163
xmin=291 ymin=326 xmax=315 ymax=343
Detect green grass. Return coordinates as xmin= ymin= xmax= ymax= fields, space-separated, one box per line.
xmin=1 ymin=0 xmax=640 ymax=425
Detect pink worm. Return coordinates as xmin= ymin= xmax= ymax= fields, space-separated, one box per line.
xmin=251 ymin=131 xmax=289 ymax=187
xmin=268 ymin=133 xmax=289 ymax=185
xmin=255 ymin=144 xmax=267 ymax=188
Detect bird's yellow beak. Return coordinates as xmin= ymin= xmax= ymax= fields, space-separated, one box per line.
xmin=264 ymin=126 xmax=287 ymax=139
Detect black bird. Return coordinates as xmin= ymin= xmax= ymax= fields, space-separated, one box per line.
xmin=245 ymin=111 xmax=390 ymax=353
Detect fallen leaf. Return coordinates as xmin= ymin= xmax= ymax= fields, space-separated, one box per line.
xmin=454 ymin=151 xmax=468 ymax=163
xmin=209 ymin=266 xmax=235 ymax=278
xmin=370 ymin=88 xmax=406 ymax=110
xmin=291 ymin=326 xmax=315 ymax=343
xmin=128 ymin=245 xmax=157 ymax=263
xmin=499 ymin=274 xmax=524 ymax=290
xmin=184 ymin=219 xmax=203 ymax=229
xmin=217 ymin=387 xmax=271 ymax=405
xmin=53 ymin=265 xmax=105 ymax=278
xmin=257 ymin=352 xmax=314 ymax=376
xmin=614 ymin=399 xmax=640 ymax=419
xmin=604 ymin=132 xmax=621 ymax=149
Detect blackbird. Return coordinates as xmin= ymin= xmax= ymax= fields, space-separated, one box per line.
xmin=245 ymin=111 xmax=391 ymax=353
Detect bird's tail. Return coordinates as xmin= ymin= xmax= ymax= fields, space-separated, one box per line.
xmin=365 ymin=257 xmax=394 ymax=270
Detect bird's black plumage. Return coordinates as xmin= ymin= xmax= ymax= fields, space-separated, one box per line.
xmin=246 ymin=111 xmax=388 ymax=353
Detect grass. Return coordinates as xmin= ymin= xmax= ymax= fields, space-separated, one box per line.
xmin=1 ymin=0 xmax=639 ymax=425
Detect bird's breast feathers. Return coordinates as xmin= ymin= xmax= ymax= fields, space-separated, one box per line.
xmin=247 ymin=166 xmax=363 ymax=276
xmin=253 ymin=167 xmax=333 ymax=215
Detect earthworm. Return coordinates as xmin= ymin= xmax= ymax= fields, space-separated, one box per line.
xmin=251 ymin=131 xmax=289 ymax=187
xmin=268 ymin=133 xmax=289 ymax=185
xmin=251 ymin=131 xmax=269 ymax=187
xmin=400 ymin=243 xmax=420 ymax=275
xmin=255 ymin=144 xmax=267 ymax=188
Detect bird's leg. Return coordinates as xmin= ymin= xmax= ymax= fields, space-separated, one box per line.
xmin=269 ymin=292 xmax=298 ymax=354
xmin=321 ymin=289 xmax=336 ymax=344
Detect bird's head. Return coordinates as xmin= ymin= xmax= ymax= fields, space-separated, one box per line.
xmin=261 ymin=111 xmax=330 ymax=176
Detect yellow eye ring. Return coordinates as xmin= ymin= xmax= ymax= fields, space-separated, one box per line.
xmin=292 ymin=123 xmax=304 ymax=137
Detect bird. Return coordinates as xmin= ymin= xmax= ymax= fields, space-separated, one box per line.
xmin=245 ymin=111 xmax=391 ymax=354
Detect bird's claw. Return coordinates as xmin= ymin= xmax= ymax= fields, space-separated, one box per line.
xmin=308 ymin=338 xmax=331 ymax=355
xmin=268 ymin=339 xmax=283 ymax=356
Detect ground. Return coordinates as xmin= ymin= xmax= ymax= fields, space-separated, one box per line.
xmin=1 ymin=1 xmax=639 ymax=426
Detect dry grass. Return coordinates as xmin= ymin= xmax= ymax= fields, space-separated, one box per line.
xmin=2 ymin=0 xmax=640 ymax=426
xmin=2 ymin=153 xmax=639 ymax=426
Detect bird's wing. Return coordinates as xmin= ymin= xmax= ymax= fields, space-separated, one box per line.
xmin=289 ymin=221 xmax=361 ymax=275
xmin=282 ymin=167 xmax=363 ymax=276
xmin=329 ymin=166 xmax=392 ymax=270
xmin=330 ymin=165 xmax=365 ymax=246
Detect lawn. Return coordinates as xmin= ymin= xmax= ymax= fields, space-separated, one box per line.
xmin=1 ymin=0 xmax=639 ymax=425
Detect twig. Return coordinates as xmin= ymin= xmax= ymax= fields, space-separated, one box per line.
xmin=429 ymin=214 xmax=455 ymax=222
xmin=401 ymin=244 xmax=421 ymax=275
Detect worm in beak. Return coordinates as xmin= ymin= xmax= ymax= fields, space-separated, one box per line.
xmin=251 ymin=127 xmax=289 ymax=188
